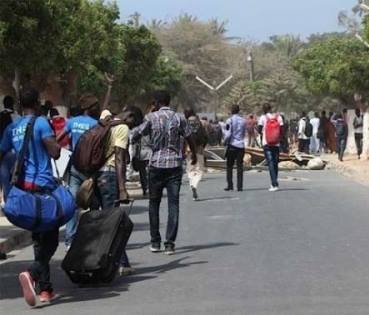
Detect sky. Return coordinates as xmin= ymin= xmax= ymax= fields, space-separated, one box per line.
xmin=117 ymin=0 xmax=356 ymax=41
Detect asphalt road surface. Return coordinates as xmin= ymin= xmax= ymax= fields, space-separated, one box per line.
xmin=2 ymin=170 xmax=369 ymax=315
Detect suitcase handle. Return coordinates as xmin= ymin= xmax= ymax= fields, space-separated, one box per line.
xmin=114 ymin=199 xmax=134 ymax=215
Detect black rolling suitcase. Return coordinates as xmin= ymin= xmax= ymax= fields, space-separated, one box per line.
xmin=62 ymin=204 xmax=134 ymax=284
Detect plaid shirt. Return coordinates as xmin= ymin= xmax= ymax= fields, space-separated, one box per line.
xmin=132 ymin=107 xmax=191 ymax=169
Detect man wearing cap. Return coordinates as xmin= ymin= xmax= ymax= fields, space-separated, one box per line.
xmin=57 ymin=93 xmax=100 ymax=250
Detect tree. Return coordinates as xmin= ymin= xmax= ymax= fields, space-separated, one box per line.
xmin=114 ymin=24 xmax=162 ymax=103
xmin=0 ymin=0 xmax=80 ymax=101
xmin=293 ymin=36 xmax=369 ymax=105
xmin=152 ymin=15 xmax=234 ymax=111
xmin=145 ymin=55 xmax=183 ymax=99
xmin=0 ymin=0 xmax=173 ymax=108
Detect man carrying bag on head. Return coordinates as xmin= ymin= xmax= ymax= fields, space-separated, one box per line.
xmin=0 ymin=88 xmax=75 ymax=307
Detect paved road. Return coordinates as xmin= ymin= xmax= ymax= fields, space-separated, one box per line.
xmin=2 ymin=170 xmax=369 ymax=315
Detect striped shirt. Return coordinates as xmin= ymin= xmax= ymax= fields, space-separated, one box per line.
xmin=132 ymin=107 xmax=190 ymax=169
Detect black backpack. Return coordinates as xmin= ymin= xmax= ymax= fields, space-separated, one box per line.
xmin=304 ymin=119 xmax=313 ymax=137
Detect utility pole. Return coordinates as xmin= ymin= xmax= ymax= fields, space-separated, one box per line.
xmin=247 ymin=52 xmax=254 ymax=82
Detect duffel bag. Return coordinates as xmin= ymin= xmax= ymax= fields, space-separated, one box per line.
xmin=4 ymin=185 xmax=76 ymax=233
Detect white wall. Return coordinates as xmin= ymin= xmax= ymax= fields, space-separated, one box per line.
xmin=346 ymin=109 xmax=369 ymax=157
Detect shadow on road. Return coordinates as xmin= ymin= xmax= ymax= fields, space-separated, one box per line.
xmin=126 ymin=241 xmax=151 ymax=250
xmin=135 ymin=256 xmax=208 ymax=275
xmin=175 ymin=242 xmax=238 ymax=255
xmin=34 ymin=275 xmax=155 ymax=308
xmin=278 ymin=188 xmax=308 ymax=192
xmin=130 ymin=206 xmax=148 ymax=215
xmin=197 ymin=196 xmax=239 ymax=202
xmin=0 ymin=252 xmax=210 ymax=305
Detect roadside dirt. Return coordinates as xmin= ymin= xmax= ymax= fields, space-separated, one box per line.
xmin=323 ymin=154 xmax=369 ymax=187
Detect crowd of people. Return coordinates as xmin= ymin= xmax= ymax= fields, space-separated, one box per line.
xmin=294 ymin=109 xmax=364 ymax=161
xmin=0 ymin=81 xmax=204 ymax=307
xmin=0 ymin=78 xmax=365 ymax=308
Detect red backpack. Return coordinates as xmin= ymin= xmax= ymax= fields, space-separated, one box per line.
xmin=265 ymin=115 xmax=281 ymax=146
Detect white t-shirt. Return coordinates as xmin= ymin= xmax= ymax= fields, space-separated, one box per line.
xmin=298 ymin=118 xmax=308 ymax=140
xmin=258 ymin=113 xmax=284 ymax=146
xmin=310 ymin=117 xmax=320 ymax=136
xmin=354 ymin=115 xmax=364 ymax=134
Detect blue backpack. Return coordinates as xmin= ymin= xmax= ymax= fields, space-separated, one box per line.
xmin=3 ymin=116 xmax=76 ymax=233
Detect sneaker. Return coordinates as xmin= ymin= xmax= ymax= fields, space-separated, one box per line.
xmin=19 ymin=272 xmax=36 ymax=307
xmin=39 ymin=291 xmax=56 ymax=303
xmin=191 ymin=186 xmax=199 ymax=201
xmin=224 ymin=187 xmax=233 ymax=191
xmin=164 ymin=244 xmax=175 ymax=255
xmin=118 ymin=266 xmax=136 ymax=276
xmin=150 ymin=243 xmax=161 ymax=253
xmin=268 ymin=186 xmax=279 ymax=192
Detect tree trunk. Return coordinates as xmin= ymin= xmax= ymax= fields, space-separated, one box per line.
xmin=12 ymin=68 xmax=21 ymax=112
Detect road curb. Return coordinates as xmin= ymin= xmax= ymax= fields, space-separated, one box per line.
xmin=0 ymin=228 xmax=32 ymax=255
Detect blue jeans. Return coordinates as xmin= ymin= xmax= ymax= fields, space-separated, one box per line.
xmin=96 ymin=170 xmax=131 ymax=268
xmin=0 ymin=151 xmax=16 ymax=201
xmin=148 ymin=167 xmax=183 ymax=246
xmin=263 ymin=145 xmax=280 ymax=187
xmin=65 ymin=166 xmax=88 ymax=247
xmin=337 ymin=137 xmax=347 ymax=161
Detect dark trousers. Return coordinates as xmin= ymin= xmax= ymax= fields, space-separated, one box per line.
xmin=226 ymin=145 xmax=244 ymax=190
xmin=148 ymin=167 xmax=183 ymax=246
xmin=29 ymin=229 xmax=59 ymax=293
xmin=96 ymin=170 xmax=130 ymax=268
xmin=263 ymin=145 xmax=280 ymax=187
xmin=337 ymin=137 xmax=347 ymax=161
xmin=355 ymin=133 xmax=363 ymax=157
xmin=298 ymin=139 xmax=310 ymax=154
xmin=138 ymin=161 xmax=149 ymax=192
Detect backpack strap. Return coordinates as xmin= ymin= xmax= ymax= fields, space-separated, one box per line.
xmin=11 ymin=116 xmax=37 ymax=186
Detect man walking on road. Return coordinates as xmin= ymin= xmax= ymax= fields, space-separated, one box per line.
xmin=353 ymin=108 xmax=364 ymax=159
xmin=310 ymin=112 xmax=320 ymax=155
xmin=298 ymin=112 xmax=311 ymax=154
xmin=224 ymin=105 xmax=246 ymax=192
xmin=335 ymin=113 xmax=348 ymax=162
xmin=57 ymin=94 xmax=99 ymax=249
xmin=0 ymin=88 xmax=61 ymax=306
xmin=258 ymin=103 xmax=284 ymax=192
xmin=132 ymin=91 xmax=197 ymax=255
xmin=184 ymin=108 xmax=208 ymax=201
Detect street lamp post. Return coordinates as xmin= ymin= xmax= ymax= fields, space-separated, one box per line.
xmin=195 ymin=75 xmax=234 ymax=113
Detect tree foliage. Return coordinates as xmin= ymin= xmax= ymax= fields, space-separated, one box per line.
xmin=0 ymin=1 xmax=182 ymax=107
xmin=293 ymin=36 xmax=369 ymax=104
xmin=151 ymin=15 xmax=234 ymax=111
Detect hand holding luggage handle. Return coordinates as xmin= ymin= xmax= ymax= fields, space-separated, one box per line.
xmin=114 ymin=199 xmax=134 ymax=215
